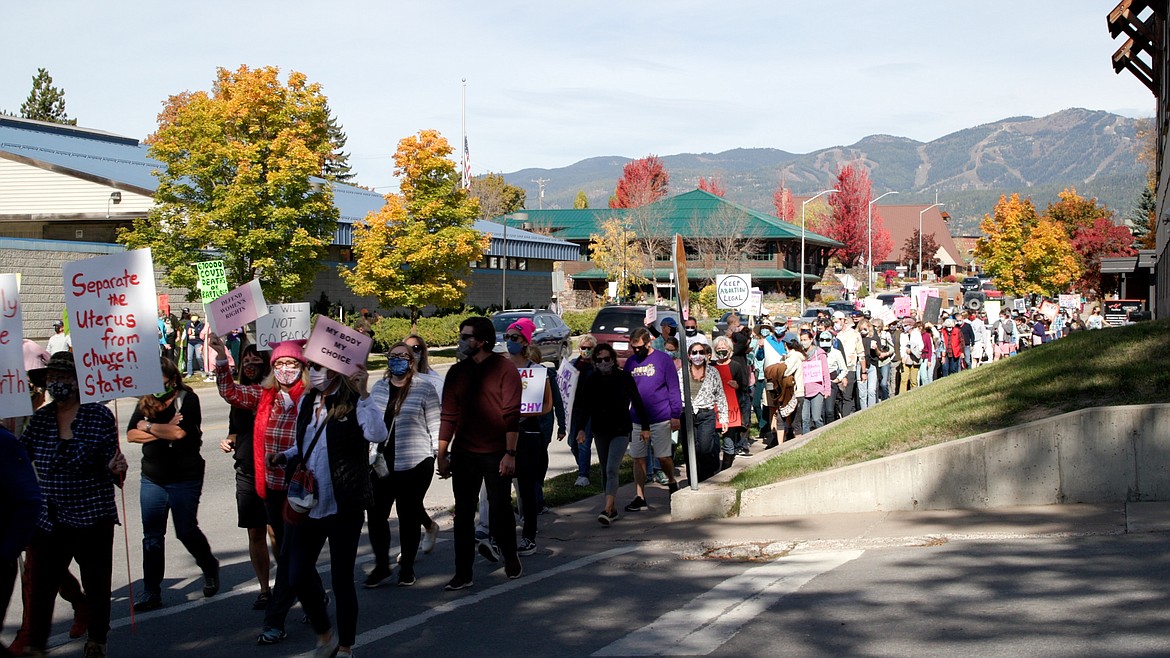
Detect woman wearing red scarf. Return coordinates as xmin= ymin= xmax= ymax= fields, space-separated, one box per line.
xmin=209 ymin=334 xmax=314 ymax=647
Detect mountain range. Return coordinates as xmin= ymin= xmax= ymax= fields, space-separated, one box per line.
xmin=501 ymin=108 xmax=1149 ymax=235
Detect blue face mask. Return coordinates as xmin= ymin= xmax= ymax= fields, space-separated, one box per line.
xmin=388 ymin=357 xmax=411 ymax=377
xmin=506 ymin=340 xmax=526 ymax=355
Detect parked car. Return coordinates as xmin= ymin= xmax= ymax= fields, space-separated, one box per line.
xmin=960 ymin=276 xmax=983 ymax=293
xmin=589 ymin=304 xmax=680 ymax=362
xmin=801 ymin=306 xmax=830 ymax=320
xmin=827 ymin=300 xmax=860 ymax=316
xmin=491 ymin=309 xmax=572 ymax=367
xmin=713 ymin=311 xmax=749 ymax=336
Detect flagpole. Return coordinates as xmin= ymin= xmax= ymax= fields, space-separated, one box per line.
xmin=461 ymin=79 xmax=469 ymax=190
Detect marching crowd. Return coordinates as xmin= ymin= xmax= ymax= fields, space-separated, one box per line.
xmin=0 ymin=299 xmax=1109 ymax=658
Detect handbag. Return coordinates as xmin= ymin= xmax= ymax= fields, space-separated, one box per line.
xmin=283 ymin=414 xmax=328 ymax=525
xmin=369 ymin=416 xmax=395 ymax=480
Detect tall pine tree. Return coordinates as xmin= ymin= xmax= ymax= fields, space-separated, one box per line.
xmin=321 ymin=103 xmax=354 ymax=182
xmin=20 ymin=68 xmax=76 ymax=125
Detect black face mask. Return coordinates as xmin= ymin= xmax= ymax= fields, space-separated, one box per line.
xmin=685 ymin=327 xmax=698 ymax=337
xmin=633 ymin=346 xmax=649 ymax=360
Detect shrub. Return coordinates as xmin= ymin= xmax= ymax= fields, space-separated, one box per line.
xmin=371 ymin=315 xmax=465 ymax=349
xmin=563 ymin=309 xmax=599 ymax=336
xmin=696 ymin=284 xmax=718 ymax=318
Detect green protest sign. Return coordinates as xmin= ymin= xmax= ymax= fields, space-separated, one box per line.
xmin=195 ymin=260 xmax=229 ymax=304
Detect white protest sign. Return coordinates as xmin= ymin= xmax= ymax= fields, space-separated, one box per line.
xmin=743 ymin=288 xmax=764 ymax=317
xmin=305 ymin=315 xmax=371 ymax=377
xmin=0 ymin=274 xmax=33 ymax=418
xmin=715 ymin=274 xmax=751 ymax=310
xmin=644 ymin=306 xmax=656 ymax=326
xmin=207 ymin=278 xmax=268 ymax=335
xmin=984 ymin=300 xmax=1001 ymax=321
xmin=63 ymin=248 xmax=165 ymax=402
xmin=555 ymin=362 xmax=580 ymax=432
xmin=519 ymin=366 xmax=548 ymax=414
xmin=256 ymin=303 xmax=312 ymax=349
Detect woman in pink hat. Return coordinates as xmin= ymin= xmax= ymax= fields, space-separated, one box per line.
xmin=503 ymin=319 xmax=555 ymax=557
xmin=208 ymin=333 xmax=314 ymax=646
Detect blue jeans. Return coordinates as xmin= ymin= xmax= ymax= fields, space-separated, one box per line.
xmin=920 ymin=357 xmax=935 ymax=386
xmin=942 ymin=356 xmax=962 ymax=377
xmin=752 ymin=380 xmax=767 ymax=433
xmin=186 ymin=342 xmax=204 ymax=375
xmin=858 ymin=364 xmax=878 ymax=409
xmin=139 ymin=476 xmax=217 ymax=597
xmin=801 ymin=394 xmax=825 ymax=435
xmin=569 ymin=417 xmax=593 ymax=479
xmin=877 ymin=364 xmax=891 ymax=400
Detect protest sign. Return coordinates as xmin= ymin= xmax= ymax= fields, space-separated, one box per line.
xmin=984 ymin=300 xmax=1001 ymax=322
xmin=305 ymin=315 xmax=371 ymax=377
xmin=914 ymin=287 xmax=939 ymax=312
xmin=874 ymin=305 xmax=897 ymax=326
xmin=1039 ymin=300 xmax=1060 ymax=322
xmin=743 ymin=288 xmax=764 ymax=317
xmin=554 ymin=362 xmax=580 ymax=432
xmin=644 ymin=306 xmax=656 ymax=326
xmin=0 ymin=274 xmax=33 ymax=418
xmin=256 ymin=303 xmax=312 ymax=349
xmin=892 ymin=296 xmax=913 ymax=318
xmin=207 ymin=278 xmax=268 ymax=335
xmin=195 ymin=260 xmax=229 ymax=304
xmin=1058 ymin=294 xmax=1080 ymax=310
xmin=801 ymin=358 xmax=824 ymax=386
xmin=715 ymin=274 xmax=751 ymax=310
xmin=519 ymin=367 xmax=549 ymax=414
xmin=1014 ymin=298 xmax=1027 ymax=312
xmin=923 ymin=296 xmax=943 ymax=325
xmin=63 ymin=249 xmax=164 ymax=403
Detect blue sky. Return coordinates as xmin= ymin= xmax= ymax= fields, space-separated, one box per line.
xmin=4 ymin=1 xmax=1152 ymax=190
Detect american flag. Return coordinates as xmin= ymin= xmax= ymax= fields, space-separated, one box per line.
xmin=460 ymin=136 xmax=471 ymax=190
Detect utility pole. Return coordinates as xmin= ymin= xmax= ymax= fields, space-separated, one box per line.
xmin=531 ymin=178 xmax=549 ymax=209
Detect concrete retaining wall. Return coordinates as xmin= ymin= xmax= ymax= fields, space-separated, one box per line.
xmin=737 ymin=404 xmax=1170 ymax=517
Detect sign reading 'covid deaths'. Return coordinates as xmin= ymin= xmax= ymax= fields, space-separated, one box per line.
xmin=63 ymin=249 xmax=164 ymax=403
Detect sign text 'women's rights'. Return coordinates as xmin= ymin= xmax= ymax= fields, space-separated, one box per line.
xmin=0 ymin=274 xmax=33 ymax=418
xmin=63 ymin=249 xmax=164 ymax=402
xmin=305 ymin=315 xmax=371 ymax=377
xmin=208 ymin=279 xmax=268 ymax=335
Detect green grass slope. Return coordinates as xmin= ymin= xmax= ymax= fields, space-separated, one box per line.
xmin=732 ymin=319 xmax=1170 ymax=491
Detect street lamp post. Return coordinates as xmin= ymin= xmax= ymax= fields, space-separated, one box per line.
xmin=868 ymin=191 xmax=898 ymax=293
xmin=501 ymin=211 xmax=528 ymax=309
xmin=918 ymin=203 xmax=944 ymax=282
xmin=800 ymin=189 xmax=839 ymax=315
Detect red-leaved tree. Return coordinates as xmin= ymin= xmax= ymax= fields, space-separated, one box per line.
xmin=826 ymin=164 xmax=892 ymax=267
xmin=610 ymin=155 xmax=669 ymax=208
xmin=773 ymin=184 xmax=795 ymax=222
xmin=901 ymin=229 xmax=941 ymax=272
xmin=1070 ymin=217 xmax=1136 ymax=295
xmin=698 ymin=176 xmax=726 ymax=197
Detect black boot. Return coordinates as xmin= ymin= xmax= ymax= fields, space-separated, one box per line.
xmin=721 ymin=453 xmax=735 ymax=471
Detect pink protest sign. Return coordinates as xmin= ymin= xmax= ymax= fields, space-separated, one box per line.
xmin=208 ymin=278 xmax=268 ymax=335
xmin=0 ymin=274 xmax=33 ymax=418
xmin=1039 ymin=300 xmax=1060 ymax=322
xmin=915 ymin=287 xmax=939 ymax=311
xmin=305 ymin=315 xmax=371 ymax=377
xmin=893 ymin=296 xmax=912 ymax=318
xmin=801 ymin=359 xmax=824 ymax=386
xmin=63 ymin=248 xmax=165 ymax=403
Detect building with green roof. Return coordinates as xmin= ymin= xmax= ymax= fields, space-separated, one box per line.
xmin=490 ymin=189 xmax=842 ymax=299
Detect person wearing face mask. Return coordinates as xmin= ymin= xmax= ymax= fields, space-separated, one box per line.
xmin=438 ymin=317 xmax=523 ymax=589
xmin=357 ymin=342 xmax=440 ymax=588
xmin=682 ymin=318 xmax=710 ymax=348
xmin=710 ymin=336 xmax=745 ymax=467
xmin=622 ymin=328 xmax=683 ymax=511
xmin=939 ymin=317 xmax=964 ymax=377
xmin=571 ymin=343 xmax=651 ymax=525
xmin=856 ymin=319 xmax=879 ymax=410
xmin=401 ymin=334 xmax=444 ymax=550
xmin=126 ymin=358 xmax=219 ymax=612
xmin=270 ymin=362 xmax=377 ymax=658
xmin=19 ymin=352 xmax=123 ymax=658
xmin=209 ymin=335 xmax=312 ymax=646
xmin=678 ymin=343 xmax=729 ymax=481
xmin=566 ymin=334 xmax=597 ymax=488
xmin=645 ymin=316 xmax=678 ymax=352
xmin=831 ymin=312 xmax=865 ymax=417
xmin=819 ymin=332 xmax=848 ymax=427
xmin=217 ymin=345 xmax=273 ymax=610
xmin=799 ymin=330 xmax=830 ymax=436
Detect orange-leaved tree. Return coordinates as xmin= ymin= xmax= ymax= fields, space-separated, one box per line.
xmin=610 ymin=155 xmax=669 ymax=208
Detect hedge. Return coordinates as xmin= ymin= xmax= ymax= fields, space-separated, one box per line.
xmin=563 ymin=309 xmax=600 ymax=336
xmin=370 ymin=315 xmax=465 ymax=350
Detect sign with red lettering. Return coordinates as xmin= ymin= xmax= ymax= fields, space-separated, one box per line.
xmin=801 ymin=359 xmax=824 ymax=386
xmin=208 ymin=278 xmax=268 ymax=335
xmin=0 ymin=274 xmax=32 ymax=418
xmin=518 ymin=367 xmax=548 ymax=414
xmin=304 ymin=315 xmax=371 ymax=377
xmin=63 ymin=249 xmax=164 ymax=403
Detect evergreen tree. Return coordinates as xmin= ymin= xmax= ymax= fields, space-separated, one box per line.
xmin=574 ymin=190 xmax=589 ymax=209
xmin=322 ymin=103 xmax=354 ymax=182
xmin=20 ymin=68 xmax=76 ymax=125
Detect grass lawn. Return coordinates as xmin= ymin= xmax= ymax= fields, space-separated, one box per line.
xmin=731 ymin=318 xmax=1170 ymax=492
xmin=541 ymin=455 xmax=636 ymax=509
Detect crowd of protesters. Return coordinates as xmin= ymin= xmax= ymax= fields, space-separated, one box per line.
xmin=0 ymin=297 xmax=1116 ymax=657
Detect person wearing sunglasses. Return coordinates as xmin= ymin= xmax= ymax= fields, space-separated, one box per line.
xmin=622 ymin=328 xmax=682 ymax=512
xmin=678 ymin=343 xmax=728 ymax=481
xmin=437 ymin=317 xmax=523 ymax=589
xmin=572 ymin=343 xmax=650 ymax=525
xmin=567 ymin=334 xmax=598 ymax=488
xmin=358 ymin=342 xmax=440 ymax=588
xmin=400 ymin=335 xmax=443 ymax=552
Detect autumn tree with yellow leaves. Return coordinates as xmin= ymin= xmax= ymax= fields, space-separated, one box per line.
xmin=121 ymin=65 xmax=338 ymax=301
xmin=976 ymin=193 xmax=1080 ymax=297
xmin=588 ymin=217 xmax=646 ymax=300
xmin=341 ymin=130 xmax=486 ymax=329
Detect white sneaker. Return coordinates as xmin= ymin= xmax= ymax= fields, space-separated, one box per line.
xmin=421 ymin=522 xmax=439 ymax=553
xmin=573 ymin=476 xmax=590 ymax=487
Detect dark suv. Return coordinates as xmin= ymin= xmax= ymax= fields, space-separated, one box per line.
xmin=491 ymin=309 xmax=572 ymax=367
xmin=589 ymin=305 xmax=680 ymax=362
xmin=960 ymin=276 xmax=982 ymax=293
